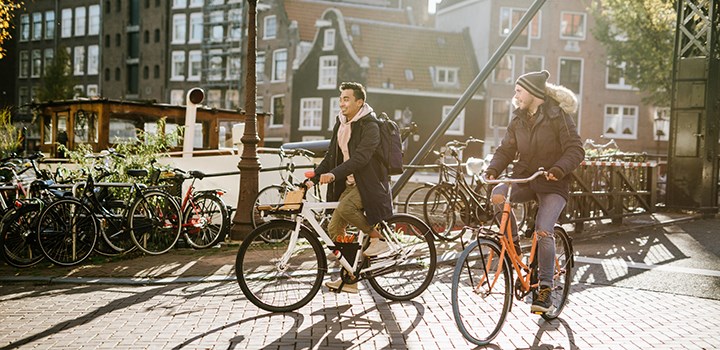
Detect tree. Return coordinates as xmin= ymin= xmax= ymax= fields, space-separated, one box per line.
xmin=0 ymin=1 xmax=24 ymax=60
xmin=590 ymin=0 xmax=677 ymax=106
xmin=37 ymin=47 xmax=75 ymax=102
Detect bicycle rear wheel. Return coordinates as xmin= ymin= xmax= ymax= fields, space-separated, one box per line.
xmin=251 ymin=185 xmax=290 ymax=230
xmin=235 ymin=220 xmax=327 ymax=312
xmin=99 ymin=199 xmax=136 ymax=255
xmin=129 ymin=190 xmax=182 ymax=255
xmin=401 ymin=184 xmax=431 ymax=218
xmin=1 ymin=206 xmax=44 ymax=268
xmin=183 ymin=193 xmax=229 ymax=249
xmin=423 ymin=184 xmax=468 ymax=241
xmin=366 ymin=214 xmax=436 ymax=301
xmin=451 ymin=238 xmax=512 ymax=346
xmin=37 ymin=198 xmax=98 ymax=266
xmin=541 ymin=226 xmax=573 ymax=320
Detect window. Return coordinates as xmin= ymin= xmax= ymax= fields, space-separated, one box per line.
xmin=206 ymin=90 xmax=221 ymax=109
xmin=189 ymin=0 xmax=203 ymax=7
xmin=654 ymin=107 xmax=670 ymax=142
xmin=104 ymin=68 xmax=110 ymax=81
xmin=210 ymin=11 xmax=224 ymax=42
xmin=272 ymin=49 xmax=287 ymax=82
xmin=110 ymin=118 xmax=139 ymax=143
xmin=435 ymin=66 xmax=459 ymax=86
xmin=523 ymin=55 xmax=544 ymax=74
xmin=323 ymin=29 xmax=335 ymax=50
xmin=31 ymin=50 xmax=41 ymax=78
xmin=74 ymin=110 xmax=98 ymax=143
xmin=61 ymin=9 xmax=72 ymax=38
xmin=208 ymin=49 xmax=223 ymax=81
xmin=318 ymin=55 xmax=338 ymax=89
xmin=87 ymin=84 xmax=99 ymax=97
xmin=189 ymin=12 xmax=203 ymax=43
xmin=405 ymin=69 xmax=414 ymax=81
xmin=500 ymin=7 xmax=541 ymax=49
xmin=328 ymin=98 xmax=340 ymax=130
xmin=442 ymin=106 xmax=465 ymax=136
xmin=558 ymin=57 xmax=582 ymax=95
xmin=20 ymin=14 xmax=30 ymax=41
xmin=225 ymin=90 xmax=240 ymax=109
xmin=188 ymin=50 xmax=201 ymax=81
xmin=227 ymin=52 xmax=241 ymax=80
xmin=87 ymin=45 xmax=99 ymax=75
xmin=115 ymin=33 xmax=121 ymax=46
xmin=603 ymin=105 xmax=638 ymax=139
xmin=299 ymin=98 xmax=322 ymax=130
xmin=43 ymin=49 xmax=53 ymax=76
xmin=493 ymin=54 xmax=514 ymax=84
xmin=171 ymin=51 xmax=186 ymax=80
xmin=154 ymin=65 xmax=160 ymax=78
xmin=73 ymin=85 xmax=85 ymax=98
xmin=18 ymin=88 xmax=29 ymax=113
xmin=73 ymin=46 xmax=85 ymax=75
xmin=115 ymin=67 xmax=121 ymax=81
xmin=126 ymin=64 xmax=139 ymax=94
xmin=172 ymin=14 xmax=186 ymax=44
xmin=32 ymin=13 xmax=42 ymax=41
xmin=256 ymin=51 xmax=266 ymax=82
xmin=491 ymin=99 xmax=512 ymax=128
xmin=560 ymin=12 xmax=586 ymax=40
xmin=74 ymin=7 xmax=86 ymax=36
xmin=172 ymin=0 xmax=187 ymax=8
xmin=606 ymin=61 xmax=634 ymax=90
xmin=270 ymin=95 xmax=284 ymax=126
xmin=154 ymin=29 xmax=160 ymax=42
xmin=44 ymin=11 xmax=55 ymax=39
xmin=170 ymin=90 xmax=184 ymax=105
xmin=19 ymin=51 xmax=29 ymax=78
xmin=263 ymin=15 xmax=277 ymax=39
xmin=88 ymin=5 xmax=100 ymax=35
xmin=228 ymin=9 xmax=242 ymax=41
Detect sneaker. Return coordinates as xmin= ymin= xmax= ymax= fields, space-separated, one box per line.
xmin=363 ymin=238 xmax=390 ymax=257
xmin=325 ymin=278 xmax=358 ymax=294
xmin=531 ymin=285 xmax=554 ymax=314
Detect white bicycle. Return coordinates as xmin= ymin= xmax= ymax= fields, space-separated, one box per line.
xmin=235 ymin=187 xmax=437 ymax=312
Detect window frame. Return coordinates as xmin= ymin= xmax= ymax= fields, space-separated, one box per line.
xmin=323 ymin=28 xmax=336 ymax=51
xmin=263 ymin=15 xmax=277 ymax=40
xmin=605 ymin=60 xmax=635 ymax=90
xmin=187 ymin=50 xmax=202 ymax=81
xmin=490 ymin=98 xmax=512 ymax=128
xmin=442 ymin=105 xmax=465 ymax=136
xmin=271 ymin=49 xmax=287 ymax=82
xmin=270 ymin=95 xmax=285 ymax=127
xmin=171 ymin=51 xmax=186 ymax=81
xmin=189 ymin=12 xmax=203 ymax=43
xmin=73 ymin=46 xmax=85 ymax=76
xmin=434 ymin=66 xmax=459 ymax=87
xmin=299 ymin=98 xmax=323 ymax=131
xmin=522 ymin=55 xmax=544 ymax=74
xmin=318 ymin=55 xmax=338 ymax=89
xmin=560 ymin=11 xmax=587 ymax=40
xmin=493 ymin=54 xmax=515 ymax=84
xmin=172 ymin=14 xmax=187 ymax=44
xmin=557 ymin=56 xmax=583 ymax=96
xmin=74 ymin=7 xmax=86 ymax=37
xmin=603 ymin=104 xmax=638 ymax=140
xmin=61 ymin=9 xmax=72 ymax=38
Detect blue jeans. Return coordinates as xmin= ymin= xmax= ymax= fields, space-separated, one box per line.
xmin=491 ymin=183 xmax=566 ymax=287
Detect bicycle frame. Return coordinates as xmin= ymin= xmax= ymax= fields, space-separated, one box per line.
xmin=275 ymin=199 xmax=406 ymax=280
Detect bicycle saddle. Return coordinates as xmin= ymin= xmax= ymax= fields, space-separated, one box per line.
xmin=190 ymin=170 xmax=205 ymax=180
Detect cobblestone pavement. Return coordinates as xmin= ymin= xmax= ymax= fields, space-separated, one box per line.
xmin=1 ymin=266 xmax=719 ymax=349
xmin=1 ymin=212 xmax=720 ymax=349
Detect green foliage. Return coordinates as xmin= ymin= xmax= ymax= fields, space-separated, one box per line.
xmin=0 ymin=107 xmax=22 ymax=158
xmin=590 ymin=0 xmax=676 ymax=106
xmin=60 ymin=118 xmax=184 ymax=186
xmin=37 ymin=47 xmax=75 ymax=102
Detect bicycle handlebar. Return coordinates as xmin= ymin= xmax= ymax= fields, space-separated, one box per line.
xmin=480 ymin=168 xmax=547 ymax=185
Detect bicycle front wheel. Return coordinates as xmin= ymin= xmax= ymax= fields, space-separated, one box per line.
xmin=542 ymin=226 xmax=573 ymax=320
xmin=236 ymin=220 xmax=327 ymax=312
xmin=424 ymin=184 xmax=468 ymax=241
xmin=366 ymin=214 xmax=436 ymax=301
xmin=129 ymin=190 xmax=182 ymax=255
xmin=451 ymin=238 xmax=512 ymax=346
xmin=183 ymin=193 xmax=229 ymax=249
xmin=37 ymin=198 xmax=98 ymax=266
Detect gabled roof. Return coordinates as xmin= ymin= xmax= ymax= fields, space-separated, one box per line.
xmin=283 ymin=0 xmax=413 ymax=42
xmin=342 ymin=17 xmax=479 ymax=93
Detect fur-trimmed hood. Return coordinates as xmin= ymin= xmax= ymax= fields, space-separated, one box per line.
xmin=545 ymin=83 xmax=578 ymax=115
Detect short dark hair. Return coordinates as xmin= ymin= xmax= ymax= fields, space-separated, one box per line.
xmin=339 ymin=82 xmax=366 ymax=101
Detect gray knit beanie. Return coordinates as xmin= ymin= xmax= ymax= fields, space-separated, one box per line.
xmin=516 ymin=70 xmax=549 ymax=99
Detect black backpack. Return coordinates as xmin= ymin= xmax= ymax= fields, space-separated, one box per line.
xmin=375 ymin=112 xmax=404 ymax=175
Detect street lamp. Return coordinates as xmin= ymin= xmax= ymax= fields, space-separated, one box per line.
xmin=653 ymin=115 xmax=668 ymax=159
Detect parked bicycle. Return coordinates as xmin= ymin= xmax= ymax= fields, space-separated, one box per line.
xmin=235 ymin=184 xmax=437 ymax=312
xmin=450 ymin=169 xmax=574 ymax=346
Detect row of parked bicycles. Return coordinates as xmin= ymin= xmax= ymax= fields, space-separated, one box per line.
xmin=0 ymin=150 xmax=231 ymax=268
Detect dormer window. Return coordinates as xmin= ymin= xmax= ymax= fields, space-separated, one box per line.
xmin=323 ymin=29 xmax=335 ymax=50
xmin=434 ymin=66 xmax=458 ymax=86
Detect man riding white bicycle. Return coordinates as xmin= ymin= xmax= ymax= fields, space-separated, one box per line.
xmin=306 ymin=82 xmax=393 ymax=293
xmin=484 ymin=70 xmax=584 ymax=313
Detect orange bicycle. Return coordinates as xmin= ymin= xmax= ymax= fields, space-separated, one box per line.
xmin=450 ymin=169 xmax=574 ymax=346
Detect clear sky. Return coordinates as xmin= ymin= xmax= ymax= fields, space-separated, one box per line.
xmin=428 ymin=0 xmax=441 ymax=14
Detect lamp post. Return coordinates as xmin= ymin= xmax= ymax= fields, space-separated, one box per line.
xmin=231 ymin=0 xmax=260 ymax=240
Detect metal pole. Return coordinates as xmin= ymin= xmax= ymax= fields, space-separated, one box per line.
xmin=391 ymin=0 xmax=548 ymax=197
xmin=231 ymin=0 xmax=260 ymax=240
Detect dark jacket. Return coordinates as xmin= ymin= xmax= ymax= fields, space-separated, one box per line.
xmin=313 ymin=111 xmax=393 ymax=226
xmin=487 ymin=84 xmax=585 ymax=200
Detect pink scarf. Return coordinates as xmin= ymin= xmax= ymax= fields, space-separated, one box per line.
xmin=337 ymin=103 xmax=373 ymax=184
